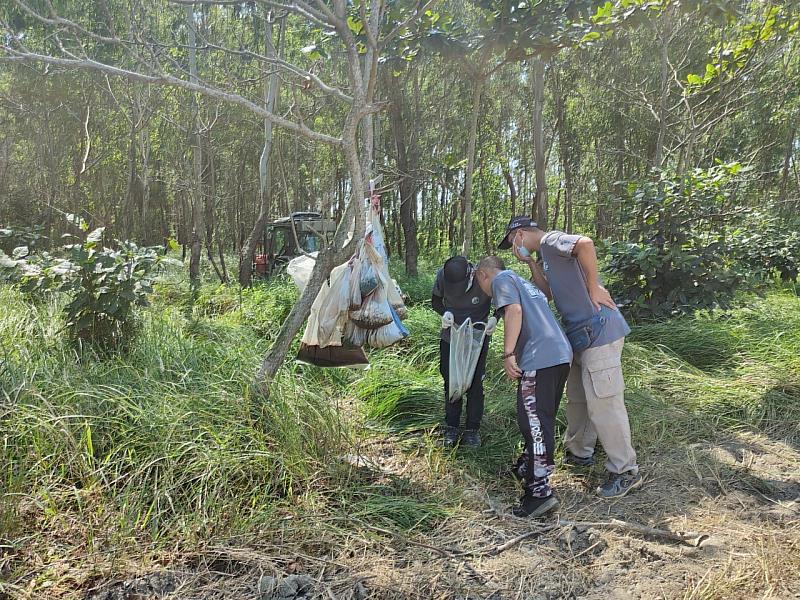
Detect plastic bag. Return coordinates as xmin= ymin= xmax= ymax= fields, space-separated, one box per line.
xmin=447 ymin=318 xmax=490 ymax=402
xmin=297 ymin=342 xmax=370 ymax=369
xmin=368 ymin=305 xmax=410 ymax=348
xmin=348 ymin=257 xmax=364 ymax=310
xmin=343 ymin=319 xmax=369 ymax=347
xmin=349 ymin=287 xmax=393 ymax=330
xmin=287 ymin=253 xmax=318 ymax=293
xmin=310 ymin=262 xmax=351 ymax=348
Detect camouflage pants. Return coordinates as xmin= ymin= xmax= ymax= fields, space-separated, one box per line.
xmin=515 ymin=364 xmax=571 ymax=498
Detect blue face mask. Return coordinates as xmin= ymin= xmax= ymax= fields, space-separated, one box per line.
xmin=515 ymin=243 xmax=531 ymax=258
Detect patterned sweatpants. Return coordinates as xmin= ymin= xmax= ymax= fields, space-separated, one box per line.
xmin=515 ymin=363 xmax=571 ymax=498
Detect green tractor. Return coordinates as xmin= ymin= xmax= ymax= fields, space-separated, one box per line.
xmin=253 ymin=212 xmax=337 ymax=279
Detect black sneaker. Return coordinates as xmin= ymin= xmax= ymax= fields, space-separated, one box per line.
xmin=563 ymin=451 xmax=595 ymax=468
xmin=442 ymin=426 xmax=459 ymax=448
xmin=461 ymin=429 xmax=481 ymax=448
xmin=597 ymin=470 xmax=643 ymax=499
xmin=512 ymin=494 xmax=560 ymax=518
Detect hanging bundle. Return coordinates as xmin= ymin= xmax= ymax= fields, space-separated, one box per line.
xmin=293 ymin=194 xmax=409 ymax=368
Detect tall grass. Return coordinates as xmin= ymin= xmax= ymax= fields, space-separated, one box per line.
xmin=2 ymin=271 xmax=799 ymax=566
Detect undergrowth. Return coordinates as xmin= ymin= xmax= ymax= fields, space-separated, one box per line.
xmin=1 ymin=269 xmax=799 ymax=583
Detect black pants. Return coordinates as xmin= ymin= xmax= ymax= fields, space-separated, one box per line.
xmin=515 ymin=363 xmax=571 ymax=497
xmin=440 ymin=338 xmax=489 ymax=431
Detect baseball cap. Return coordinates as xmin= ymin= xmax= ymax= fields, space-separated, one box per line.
xmin=497 ymin=215 xmax=538 ymax=249
xmin=443 ymin=255 xmax=470 ymax=283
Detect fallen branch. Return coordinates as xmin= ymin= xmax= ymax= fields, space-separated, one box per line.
xmin=478 ymin=523 xmax=561 ymax=556
xmin=558 ymin=518 xmax=709 ymax=547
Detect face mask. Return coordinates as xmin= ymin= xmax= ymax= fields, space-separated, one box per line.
xmin=515 ymin=242 xmax=531 ymax=258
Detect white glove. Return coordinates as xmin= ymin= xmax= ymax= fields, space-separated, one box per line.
xmin=485 ymin=316 xmax=497 ymax=336
xmin=442 ymin=311 xmax=454 ymax=329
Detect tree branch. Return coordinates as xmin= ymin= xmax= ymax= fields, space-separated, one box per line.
xmin=0 ymin=51 xmax=343 ymax=146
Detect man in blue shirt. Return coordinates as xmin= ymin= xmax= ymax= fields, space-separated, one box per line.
xmin=475 ymin=256 xmax=572 ymax=518
xmin=498 ymin=216 xmax=642 ymax=499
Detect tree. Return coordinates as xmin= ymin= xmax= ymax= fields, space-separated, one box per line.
xmin=0 ymin=0 xmax=423 ymax=385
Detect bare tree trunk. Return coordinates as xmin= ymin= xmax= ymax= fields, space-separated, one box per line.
xmin=531 ymin=58 xmax=548 ymax=228
xmin=462 ymin=74 xmax=485 ymax=257
xmin=386 ymin=70 xmax=418 ymax=275
xmin=503 ymin=167 xmax=517 ymax=215
xmin=239 ymin=14 xmax=285 ymax=287
xmin=552 ymin=64 xmax=574 ymax=233
xmin=186 ymin=5 xmax=203 ymax=283
xmin=653 ymin=9 xmax=672 ymax=172
xmin=780 ymin=126 xmax=795 ymax=203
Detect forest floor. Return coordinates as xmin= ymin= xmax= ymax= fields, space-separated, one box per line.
xmin=1 ymin=270 xmax=799 ymax=600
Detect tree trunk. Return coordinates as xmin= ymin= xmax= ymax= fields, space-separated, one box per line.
xmin=238 ymin=14 xmax=284 ymax=287
xmin=552 ymin=64 xmax=574 ymax=233
xmin=386 ymin=70 xmax=418 ymax=276
xmin=779 ymin=126 xmax=795 ymax=203
xmin=503 ymin=167 xmax=517 ymax=215
xmin=531 ymin=58 xmax=548 ymax=228
xmin=186 ymin=5 xmax=203 ymax=283
xmin=653 ymin=9 xmax=671 ymax=172
xmin=462 ymin=74 xmax=485 ymax=257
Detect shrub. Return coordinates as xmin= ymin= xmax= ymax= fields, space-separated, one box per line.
xmin=1 ymin=227 xmax=168 ymax=350
xmin=730 ymin=216 xmax=800 ymax=282
xmin=606 ymin=163 xmax=749 ymax=318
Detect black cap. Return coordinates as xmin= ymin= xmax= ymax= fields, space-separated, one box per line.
xmin=497 ymin=215 xmax=537 ymax=249
xmin=441 ymin=255 xmax=475 ymax=297
xmin=443 ymin=255 xmax=470 ymax=283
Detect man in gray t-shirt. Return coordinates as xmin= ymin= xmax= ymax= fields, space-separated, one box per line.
xmin=498 ymin=216 xmax=642 ymax=500
xmin=476 ymin=256 xmax=571 ymax=519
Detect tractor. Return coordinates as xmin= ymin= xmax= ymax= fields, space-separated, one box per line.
xmin=253 ymin=212 xmax=337 ymax=278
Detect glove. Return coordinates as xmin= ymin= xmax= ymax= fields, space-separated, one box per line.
xmin=442 ymin=311 xmax=454 ymax=329
xmin=485 ymin=316 xmax=497 ymax=336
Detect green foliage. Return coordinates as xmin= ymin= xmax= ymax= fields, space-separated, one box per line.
xmin=1 ymin=228 xmax=167 ymax=349
xmin=731 ymin=216 xmax=800 ymax=283
xmin=606 ymin=163 xmax=749 ymax=318
xmin=0 ymin=224 xmax=46 ymax=255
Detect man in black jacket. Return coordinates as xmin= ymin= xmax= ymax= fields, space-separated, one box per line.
xmin=431 ymin=256 xmax=493 ymax=448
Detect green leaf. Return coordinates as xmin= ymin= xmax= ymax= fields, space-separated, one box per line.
xmin=167 ymin=238 xmax=179 ymax=251
xmin=347 ymin=16 xmax=364 ymax=35
xmin=581 ymin=31 xmax=601 ymax=43
xmin=12 ymin=246 xmax=29 ymax=259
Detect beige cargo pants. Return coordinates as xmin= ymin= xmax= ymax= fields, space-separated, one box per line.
xmin=563 ymin=338 xmax=638 ymax=474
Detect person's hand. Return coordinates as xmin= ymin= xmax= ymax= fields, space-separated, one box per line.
xmin=442 ymin=311 xmax=454 ymax=329
xmin=589 ymin=284 xmax=618 ymax=311
xmin=512 ymin=231 xmax=533 ymax=264
xmin=484 ymin=317 xmax=497 ymax=336
xmin=504 ymin=354 xmax=522 ymax=379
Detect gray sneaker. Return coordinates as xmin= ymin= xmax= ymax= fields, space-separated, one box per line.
xmin=461 ymin=429 xmax=481 ymax=448
xmin=563 ymin=451 xmax=595 ymax=468
xmin=597 ymin=470 xmax=643 ymax=499
xmin=442 ymin=426 xmax=459 ymax=448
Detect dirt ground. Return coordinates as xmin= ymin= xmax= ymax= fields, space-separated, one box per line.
xmin=52 ymin=428 xmax=798 ymax=600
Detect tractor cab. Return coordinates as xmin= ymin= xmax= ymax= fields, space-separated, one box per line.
xmin=253 ymin=212 xmax=337 ymax=278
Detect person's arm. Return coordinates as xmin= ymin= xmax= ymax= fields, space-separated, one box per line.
xmin=431 ymin=270 xmax=446 ymax=315
xmin=573 ymin=237 xmax=617 ymax=311
xmin=431 ymin=293 xmax=445 ymax=315
xmin=502 ymin=304 xmax=523 ymax=379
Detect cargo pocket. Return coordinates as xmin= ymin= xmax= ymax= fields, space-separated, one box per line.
xmin=587 ymin=355 xmax=624 ymax=399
